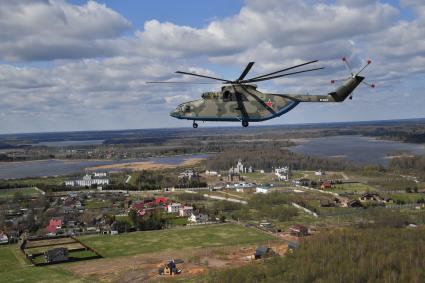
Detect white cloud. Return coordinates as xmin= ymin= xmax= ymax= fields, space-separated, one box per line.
xmin=0 ymin=0 xmax=424 ymax=133
xmin=0 ymin=0 xmax=131 ymax=61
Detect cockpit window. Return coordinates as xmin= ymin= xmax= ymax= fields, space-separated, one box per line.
xmin=223 ymin=91 xmax=247 ymax=102
xmin=223 ymin=91 xmax=232 ymax=102
xmin=201 ymin=92 xmax=219 ymax=99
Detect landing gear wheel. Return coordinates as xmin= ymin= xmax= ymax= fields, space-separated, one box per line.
xmin=193 ymin=122 xmax=198 ymax=128
xmin=242 ymin=121 xmax=249 ymax=127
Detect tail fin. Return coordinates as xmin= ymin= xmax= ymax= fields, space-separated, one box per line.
xmin=329 ymin=75 xmax=364 ymax=102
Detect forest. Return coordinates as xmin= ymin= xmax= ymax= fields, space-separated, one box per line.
xmin=200 ymin=226 xmax=425 ymax=283
xmin=206 ymin=142 xmax=357 ymax=171
xmin=389 ymin=155 xmax=425 ymax=180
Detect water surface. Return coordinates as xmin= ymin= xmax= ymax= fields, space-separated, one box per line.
xmin=290 ymin=135 xmax=425 ymax=165
xmin=0 ymin=154 xmax=209 ymax=179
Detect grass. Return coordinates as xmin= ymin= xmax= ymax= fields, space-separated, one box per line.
xmin=242 ymin=172 xmax=274 ymax=183
xmin=0 ymin=176 xmax=66 ymax=186
xmin=329 ymin=183 xmax=376 ymax=194
xmin=84 ymin=199 xmax=112 ymax=209
xmin=78 ymin=223 xmax=274 ymax=258
xmin=390 ymin=193 xmax=425 ymax=204
xmin=0 ymin=187 xmax=42 ymax=198
xmin=0 ymin=245 xmax=81 ymax=283
xmin=167 ymin=217 xmax=189 ymax=226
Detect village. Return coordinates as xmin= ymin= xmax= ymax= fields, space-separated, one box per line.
xmin=0 ymin=156 xmax=424 ymax=281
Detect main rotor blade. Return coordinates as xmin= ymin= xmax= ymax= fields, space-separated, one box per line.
xmin=244 ymin=60 xmax=318 ymax=82
xmin=176 ymin=71 xmax=231 ymax=83
xmin=146 ymin=81 xmax=219 ymax=84
xmin=244 ymin=67 xmax=324 ymax=83
xmin=237 ymin=62 xmax=255 ymax=81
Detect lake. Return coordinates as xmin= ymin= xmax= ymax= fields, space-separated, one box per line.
xmin=290 ymin=135 xmax=425 ymax=166
xmin=0 ymin=154 xmax=209 ymax=179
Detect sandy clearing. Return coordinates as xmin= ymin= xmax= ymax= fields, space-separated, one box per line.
xmin=64 ymin=241 xmax=288 ymax=282
xmin=86 ymin=158 xmax=204 ymax=171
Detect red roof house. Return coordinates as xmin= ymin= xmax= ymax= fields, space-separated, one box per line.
xmin=47 ymin=218 xmax=62 ymax=234
xmin=155 ymin=197 xmax=167 ymax=205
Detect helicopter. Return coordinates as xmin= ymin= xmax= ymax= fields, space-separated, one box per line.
xmin=148 ymin=58 xmax=374 ymax=128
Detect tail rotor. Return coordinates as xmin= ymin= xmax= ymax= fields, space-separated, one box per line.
xmin=331 ymin=57 xmax=375 ymax=99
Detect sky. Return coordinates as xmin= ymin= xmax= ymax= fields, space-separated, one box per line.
xmin=0 ymin=0 xmax=424 ymax=134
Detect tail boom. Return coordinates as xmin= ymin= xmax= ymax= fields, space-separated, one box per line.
xmin=269 ymin=75 xmax=364 ymax=103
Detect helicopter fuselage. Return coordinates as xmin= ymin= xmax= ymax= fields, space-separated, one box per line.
xmin=170 ymin=84 xmax=299 ymax=122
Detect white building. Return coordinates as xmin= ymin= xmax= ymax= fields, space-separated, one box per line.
xmin=93 ymin=172 xmax=107 ymax=177
xmin=256 ymin=185 xmax=273 ymax=194
xmin=275 ymin=166 xmax=290 ymax=181
xmin=65 ymin=174 xmax=109 ymax=187
xmin=229 ymin=159 xmax=253 ymax=175
xmin=227 ymin=182 xmax=255 ymax=190
xmin=188 ymin=212 xmax=208 ymax=223
xmin=315 ymin=170 xmax=325 ymax=176
xmin=178 ymin=169 xmax=199 ymax=180
xmin=205 ymin=170 xmax=218 ymax=176
xmin=167 ymin=203 xmax=182 ymax=213
xmin=0 ymin=233 xmax=8 ymax=244
xmin=178 ymin=206 xmax=193 ymax=217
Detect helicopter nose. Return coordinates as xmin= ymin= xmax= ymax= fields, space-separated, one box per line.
xmin=170 ymin=108 xmax=181 ymax=118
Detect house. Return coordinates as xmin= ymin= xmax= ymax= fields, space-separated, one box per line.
xmin=256 ymin=185 xmax=273 ymax=194
xmin=155 ymin=197 xmax=167 ymax=206
xmin=46 ymin=218 xmax=63 ymax=234
xmin=315 ymin=170 xmax=325 ymax=176
xmin=254 ymin=246 xmax=275 ymax=259
xmin=167 ymin=203 xmax=182 ymax=213
xmin=205 ymin=170 xmax=218 ymax=176
xmin=178 ymin=169 xmax=199 ymax=181
xmin=320 ymin=181 xmax=332 ymax=190
xmin=359 ymin=193 xmax=392 ymax=204
xmin=44 ymin=248 xmax=69 ymax=263
xmin=275 ymin=166 xmax=290 ymax=181
xmin=133 ymin=201 xmax=144 ymax=210
xmin=227 ymin=172 xmax=242 ymax=182
xmin=179 ymin=206 xmax=193 ymax=217
xmin=287 ymin=242 xmax=299 ymax=251
xmin=0 ymin=232 xmax=8 ymax=244
xmin=359 ymin=192 xmax=381 ymax=202
xmin=228 ymin=181 xmax=254 ymax=190
xmin=93 ymin=172 xmax=107 ymax=177
xmin=259 ymin=222 xmax=274 ymax=229
xmin=289 ymin=225 xmax=309 ymax=237
xmin=188 ymin=212 xmax=208 ymax=223
xmin=293 ymin=178 xmax=312 ymax=187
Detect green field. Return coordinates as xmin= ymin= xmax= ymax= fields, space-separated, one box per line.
xmin=390 ymin=193 xmax=425 ymax=204
xmin=329 ymin=182 xmax=376 ymax=194
xmin=0 ymin=246 xmax=81 ymax=283
xmin=0 ymin=176 xmax=66 ymax=187
xmin=79 ymin=223 xmax=274 ymax=258
xmin=84 ymin=199 xmax=112 ymax=209
xmin=0 ymin=224 xmax=272 ymax=282
xmin=0 ymin=187 xmax=42 ymax=198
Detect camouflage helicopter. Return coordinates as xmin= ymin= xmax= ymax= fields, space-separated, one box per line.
xmin=149 ymin=58 xmax=373 ymax=128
